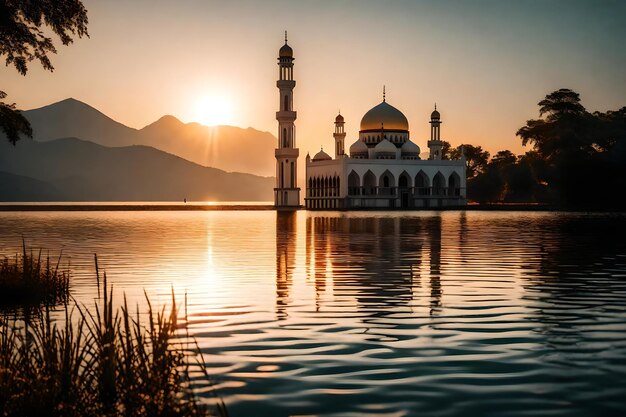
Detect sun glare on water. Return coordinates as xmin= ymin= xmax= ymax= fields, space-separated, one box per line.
xmin=192 ymin=94 xmax=234 ymax=126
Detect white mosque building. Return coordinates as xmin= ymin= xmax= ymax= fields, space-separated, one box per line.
xmin=274 ymin=35 xmax=467 ymax=210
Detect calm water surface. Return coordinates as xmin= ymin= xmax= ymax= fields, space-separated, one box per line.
xmin=1 ymin=210 xmax=626 ymax=417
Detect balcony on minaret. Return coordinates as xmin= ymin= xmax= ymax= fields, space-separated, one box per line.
xmin=276 ymin=79 xmax=295 ymax=88
xmin=275 ymin=148 xmax=299 ymax=158
xmin=276 ymin=110 xmax=297 ymax=121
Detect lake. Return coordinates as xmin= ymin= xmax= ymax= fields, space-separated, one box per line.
xmin=1 ymin=210 xmax=625 ymax=416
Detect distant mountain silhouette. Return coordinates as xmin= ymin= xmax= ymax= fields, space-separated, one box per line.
xmin=0 ymin=137 xmax=273 ymax=201
xmin=18 ymin=98 xmax=276 ymax=177
xmin=0 ymin=171 xmax=62 ymax=201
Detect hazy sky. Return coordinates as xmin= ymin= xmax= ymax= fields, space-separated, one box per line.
xmin=4 ymin=0 xmax=625 ymax=157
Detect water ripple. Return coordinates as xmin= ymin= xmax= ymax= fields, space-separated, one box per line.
xmin=2 ymin=210 xmax=626 ymax=416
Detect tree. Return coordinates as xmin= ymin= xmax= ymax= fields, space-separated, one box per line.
xmin=0 ymin=0 xmax=89 ymax=145
xmin=517 ymin=89 xmax=626 ymax=207
xmin=440 ymin=140 xmax=451 ymax=160
xmin=450 ymin=144 xmax=490 ymax=179
xmin=516 ymin=89 xmax=595 ymax=160
xmin=489 ymin=150 xmax=517 ymax=167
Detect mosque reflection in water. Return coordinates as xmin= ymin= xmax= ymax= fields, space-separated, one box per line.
xmin=275 ymin=211 xmax=450 ymax=322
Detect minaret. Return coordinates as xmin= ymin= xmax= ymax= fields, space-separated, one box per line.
xmin=428 ymin=104 xmax=443 ymax=160
xmin=275 ymin=31 xmax=300 ymax=208
xmin=333 ymin=112 xmax=346 ymax=158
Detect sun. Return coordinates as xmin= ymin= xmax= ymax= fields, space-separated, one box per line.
xmin=192 ymin=94 xmax=234 ymax=126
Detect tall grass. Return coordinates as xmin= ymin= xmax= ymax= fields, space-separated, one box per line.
xmin=0 ymin=241 xmax=69 ymax=308
xmin=0 ymin=258 xmax=227 ymax=417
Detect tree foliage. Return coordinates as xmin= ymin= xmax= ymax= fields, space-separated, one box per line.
xmin=516 ymin=89 xmax=597 ymax=160
xmin=440 ymin=140 xmax=451 ymax=160
xmin=451 ymin=144 xmax=490 ymax=179
xmin=466 ymin=89 xmax=626 ymax=208
xmin=0 ymin=91 xmax=32 ymax=145
xmin=0 ymin=0 xmax=89 ymax=145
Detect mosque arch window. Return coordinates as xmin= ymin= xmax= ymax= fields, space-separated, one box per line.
xmin=348 ymin=171 xmax=360 ymax=195
xmin=378 ymin=170 xmax=395 ymax=195
xmin=363 ymin=171 xmax=376 ymax=196
xmin=433 ymin=172 xmax=446 ymax=196
xmin=448 ymin=172 xmax=461 ymax=196
xmin=416 ymin=170 xmax=429 ymax=196
xmin=399 ymin=171 xmax=411 ymax=188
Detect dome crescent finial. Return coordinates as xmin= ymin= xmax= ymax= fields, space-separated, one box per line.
xmin=383 ymin=85 xmax=386 ymax=102
xmin=285 ymin=30 xmax=288 ymax=44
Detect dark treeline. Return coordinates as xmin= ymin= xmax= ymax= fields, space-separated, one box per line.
xmin=443 ymin=89 xmax=626 ymax=208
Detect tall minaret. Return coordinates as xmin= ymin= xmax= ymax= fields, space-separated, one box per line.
xmin=274 ymin=31 xmax=300 ymax=208
xmin=428 ymin=104 xmax=443 ymax=160
xmin=333 ymin=112 xmax=346 ymax=158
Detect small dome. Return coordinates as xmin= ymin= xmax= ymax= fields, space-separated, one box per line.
xmin=401 ymin=140 xmax=421 ymax=155
xmin=360 ymin=101 xmax=409 ymax=131
xmin=431 ymin=109 xmax=440 ymax=120
xmin=312 ymin=149 xmax=332 ymax=161
xmin=335 ymin=113 xmax=344 ymax=123
xmin=374 ymin=138 xmax=397 ymax=155
xmin=279 ymin=42 xmax=293 ymax=58
xmin=349 ymin=139 xmax=368 ymax=156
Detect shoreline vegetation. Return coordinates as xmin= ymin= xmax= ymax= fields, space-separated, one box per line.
xmin=0 ymin=242 xmax=69 ymax=308
xmin=0 ymin=250 xmax=226 ymax=417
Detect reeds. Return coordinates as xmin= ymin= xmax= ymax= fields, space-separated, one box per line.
xmin=0 ymin=241 xmax=69 ymax=308
xmin=0 ymin=257 xmax=227 ymax=417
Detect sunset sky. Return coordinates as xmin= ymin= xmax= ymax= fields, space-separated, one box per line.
xmin=3 ymin=0 xmax=625 ymax=158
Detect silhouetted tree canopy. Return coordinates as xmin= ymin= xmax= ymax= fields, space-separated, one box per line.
xmin=490 ymin=150 xmax=517 ymax=166
xmin=440 ymin=140 xmax=451 ymax=160
xmin=0 ymin=0 xmax=89 ymax=145
xmin=0 ymin=91 xmax=32 ymax=144
xmin=516 ymin=89 xmax=597 ymax=160
xmin=467 ymin=88 xmax=626 ymax=208
xmin=451 ymin=144 xmax=489 ymax=179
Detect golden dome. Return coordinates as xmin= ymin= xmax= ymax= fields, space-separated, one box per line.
xmin=360 ymin=101 xmax=409 ymax=131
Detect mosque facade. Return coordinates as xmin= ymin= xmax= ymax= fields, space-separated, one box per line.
xmin=274 ymin=36 xmax=466 ymax=210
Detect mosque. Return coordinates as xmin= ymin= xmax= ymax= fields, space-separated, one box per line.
xmin=273 ymin=35 xmax=467 ymax=210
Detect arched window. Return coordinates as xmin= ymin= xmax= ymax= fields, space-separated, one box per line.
xmin=399 ymin=171 xmax=410 ymax=188
xmin=448 ymin=172 xmax=461 ymax=196
xmin=415 ymin=170 xmax=429 ymax=196
xmin=348 ymin=171 xmax=360 ymax=195
xmin=363 ymin=170 xmax=376 ymax=196
xmin=433 ymin=172 xmax=446 ymax=196
xmin=284 ymin=95 xmax=289 ymax=111
xmin=378 ymin=170 xmax=395 ymax=195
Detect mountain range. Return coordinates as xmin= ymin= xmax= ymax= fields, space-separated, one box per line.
xmin=0 ymin=99 xmax=276 ymax=202
xmin=22 ymin=98 xmax=276 ymax=177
